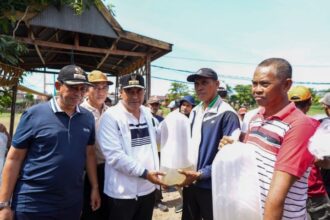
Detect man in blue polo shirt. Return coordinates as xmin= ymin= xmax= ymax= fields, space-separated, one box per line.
xmin=178 ymin=68 xmax=240 ymax=220
xmin=0 ymin=65 xmax=100 ymax=220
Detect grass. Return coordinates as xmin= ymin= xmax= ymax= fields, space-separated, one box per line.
xmin=0 ymin=112 xmax=22 ymax=133
xmin=308 ymin=104 xmax=325 ymax=116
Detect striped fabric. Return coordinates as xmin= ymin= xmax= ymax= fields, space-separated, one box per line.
xmin=245 ymin=104 xmax=315 ymax=220
xmin=129 ymin=122 xmax=151 ymax=147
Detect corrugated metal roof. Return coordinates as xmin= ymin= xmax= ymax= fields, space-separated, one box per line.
xmin=30 ymin=4 xmax=118 ymax=39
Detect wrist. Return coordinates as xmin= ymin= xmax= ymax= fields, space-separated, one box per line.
xmin=140 ymin=169 xmax=148 ymax=179
xmin=0 ymin=201 xmax=11 ymax=210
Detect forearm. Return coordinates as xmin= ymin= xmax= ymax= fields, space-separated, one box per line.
xmin=86 ymin=146 xmax=98 ymax=189
xmin=0 ymin=148 xmax=27 ymax=201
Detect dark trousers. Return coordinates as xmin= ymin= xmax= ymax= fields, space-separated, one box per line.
xmin=81 ymin=163 xmax=108 ymax=220
xmin=14 ymin=202 xmax=82 ymax=220
xmin=107 ymin=191 xmax=155 ymax=220
xmin=182 ymin=185 xmax=213 ymax=220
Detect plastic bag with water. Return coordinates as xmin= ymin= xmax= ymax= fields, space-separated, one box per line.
xmin=212 ymin=142 xmax=262 ymax=220
xmin=159 ymin=110 xmax=193 ymax=185
xmin=308 ymin=118 xmax=330 ymax=159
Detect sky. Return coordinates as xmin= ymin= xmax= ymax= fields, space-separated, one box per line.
xmin=23 ymin=0 xmax=330 ymax=96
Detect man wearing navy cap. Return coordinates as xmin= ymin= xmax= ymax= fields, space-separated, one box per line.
xmin=0 ymin=65 xmax=100 ymax=220
xmin=179 ymin=95 xmax=195 ymax=117
xmin=98 ymin=73 xmax=167 ymax=220
xmin=179 ymin=68 xmax=241 ymax=220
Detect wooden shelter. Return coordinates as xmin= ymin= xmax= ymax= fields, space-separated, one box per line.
xmin=0 ymin=2 xmax=172 ymax=135
xmin=1 ymin=1 xmax=172 ymax=97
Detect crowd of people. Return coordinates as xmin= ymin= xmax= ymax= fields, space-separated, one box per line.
xmin=0 ymin=57 xmax=329 ymax=220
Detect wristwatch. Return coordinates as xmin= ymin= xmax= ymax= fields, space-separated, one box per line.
xmin=0 ymin=201 xmax=11 ymax=210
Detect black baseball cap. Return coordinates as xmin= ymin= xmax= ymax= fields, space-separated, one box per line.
xmin=119 ymin=74 xmax=145 ymax=89
xmin=57 ymin=65 xmax=91 ymax=85
xmin=187 ymin=68 xmax=218 ymax=82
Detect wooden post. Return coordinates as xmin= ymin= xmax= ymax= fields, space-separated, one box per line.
xmin=9 ymin=84 xmax=18 ymax=138
xmin=145 ymin=56 xmax=151 ymax=100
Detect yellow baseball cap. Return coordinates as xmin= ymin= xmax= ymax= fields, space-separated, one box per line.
xmin=88 ymin=70 xmax=113 ymax=85
xmin=288 ymin=86 xmax=311 ymax=102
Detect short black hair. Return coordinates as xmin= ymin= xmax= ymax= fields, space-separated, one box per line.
xmin=258 ymin=58 xmax=292 ymax=80
xmin=293 ymin=98 xmax=312 ymax=110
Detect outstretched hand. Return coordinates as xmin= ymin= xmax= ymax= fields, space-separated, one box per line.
xmin=146 ymin=170 xmax=168 ymax=187
xmin=176 ymin=169 xmax=201 ymax=187
xmin=218 ymin=136 xmax=234 ymax=149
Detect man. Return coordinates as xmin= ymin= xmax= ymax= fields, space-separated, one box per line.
xmin=0 ymin=65 xmax=100 ymax=220
xmin=148 ymin=96 xmax=164 ymax=123
xmin=244 ymin=58 xmax=318 ymax=219
xmin=97 ymin=73 xmax=166 ymax=220
xmin=81 ymin=70 xmax=113 ymax=220
xmin=288 ymin=86 xmax=330 ymax=220
xmin=179 ymin=68 xmax=240 ymax=220
xmin=179 ymin=95 xmax=195 ymax=117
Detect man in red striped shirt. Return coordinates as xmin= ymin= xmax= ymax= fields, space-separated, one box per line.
xmin=244 ymin=58 xmax=318 ymax=220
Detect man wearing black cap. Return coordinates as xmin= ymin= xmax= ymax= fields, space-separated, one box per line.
xmin=178 ymin=68 xmax=240 ymax=220
xmin=0 ymin=65 xmax=100 ymax=220
xmin=98 ymin=73 xmax=167 ymax=220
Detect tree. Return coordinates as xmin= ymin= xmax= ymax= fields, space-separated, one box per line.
xmin=230 ymin=84 xmax=255 ymax=109
xmin=167 ymin=82 xmax=191 ymax=101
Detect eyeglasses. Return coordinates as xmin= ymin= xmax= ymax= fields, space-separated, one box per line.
xmin=93 ymin=85 xmax=109 ymax=91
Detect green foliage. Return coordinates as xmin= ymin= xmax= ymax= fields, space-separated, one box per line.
xmin=0 ymin=35 xmax=28 ymax=65
xmin=230 ymin=84 xmax=255 ymax=109
xmin=167 ymin=82 xmax=190 ymax=101
xmin=0 ymin=88 xmax=12 ymax=113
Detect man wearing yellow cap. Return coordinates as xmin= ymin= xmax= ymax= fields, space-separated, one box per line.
xmin=81 ymin=70 xmax=113 ymax=220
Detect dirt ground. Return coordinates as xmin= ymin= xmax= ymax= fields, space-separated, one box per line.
xmin=152 ymin=189 xmax=182 ymax=220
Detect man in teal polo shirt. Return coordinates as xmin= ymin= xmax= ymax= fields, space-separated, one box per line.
xmin=0 ymin=65 xmax=100 ymax=220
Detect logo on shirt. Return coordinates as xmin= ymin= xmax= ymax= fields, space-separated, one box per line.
xmin=83 ymin=128 xmax=90 ymax=133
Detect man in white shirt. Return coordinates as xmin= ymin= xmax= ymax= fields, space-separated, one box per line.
xmin=81 ymin=70 xmax=113 ymax=220
xmin=98 ymin=73 xmax=166 ymax=220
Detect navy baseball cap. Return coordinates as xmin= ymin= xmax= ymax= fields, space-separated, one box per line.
xmin=119 ymin=74 xmax=145 ymax=89
xmin=57 ymin=65 xmax=91 ymax=85
xmin=180 ymin=95 xmax=195 ymax=106
xmin=187 ymin=68 xmax=218 ymax=82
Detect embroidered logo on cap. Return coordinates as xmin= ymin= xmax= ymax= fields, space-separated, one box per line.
xmin=128 ymin=74 xmax=139 ymax=86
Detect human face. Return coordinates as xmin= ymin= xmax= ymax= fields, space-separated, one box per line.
xmin=194 ymin=77 xmax=219 ymax=104
xmin=149 ymin=103 xmax=160 ymax=115
xmin=56 ymin=81 xmax=87 ymax=110
xmin=252 ymin=66 xmax=291 ymax=111
xmin=180 ymin=101 xmax=193 ymax=116
xmin=87 ymin=82 xmax=109 ymax=108
xmin=120 ymin=87 xmax=145 ymax=113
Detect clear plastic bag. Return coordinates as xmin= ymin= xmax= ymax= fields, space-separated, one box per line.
xmin=212 ymin=142 xmax=262 ymax=220
xmin=308 ymin=118 xmax=330 ymax=159
xmin=159 ymin=110 xmax=193 ymax=185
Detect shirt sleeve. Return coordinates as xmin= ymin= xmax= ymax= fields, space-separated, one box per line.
xmin=12 ymin=110 xmax=34 ymax=149
xmin=222 ymin=111 xmax=241 ymax=140
xmin=275 ymin=120 xmax=318 ymax=178
xmin=97 ymin=111 xmax=146 ymax=177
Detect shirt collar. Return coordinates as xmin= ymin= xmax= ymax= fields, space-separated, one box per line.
xmin=197 ymin=95 xmax=221 ymax=114
xmin=259 ymin=102 xmax=296 ymax=120
xmin=49 ymin=97 xmax=81 ymax=113
xmin=81 ymin=98 xmax=108 ymax=114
